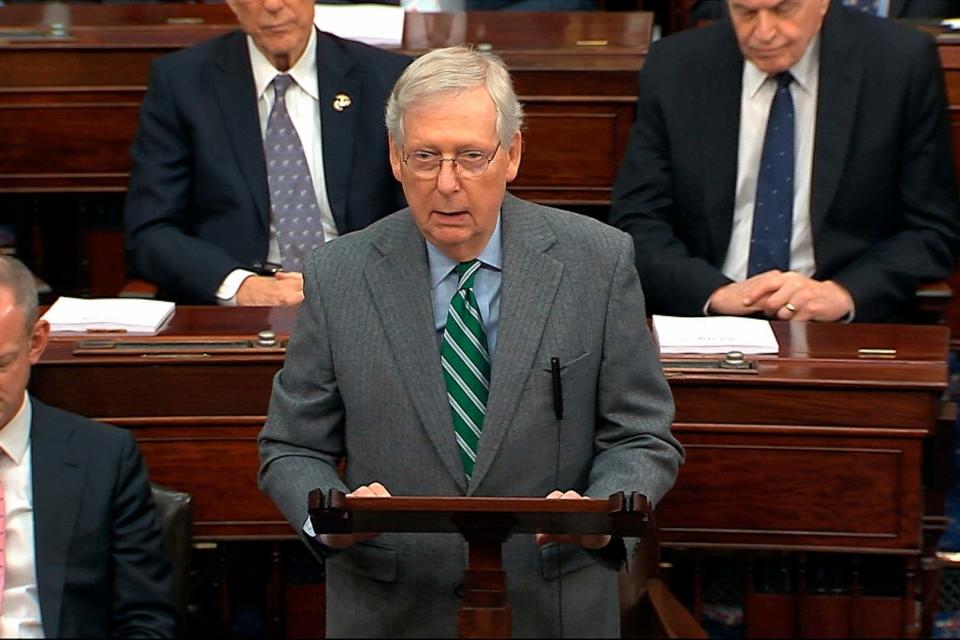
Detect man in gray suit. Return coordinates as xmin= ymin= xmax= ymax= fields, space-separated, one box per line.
xmin=258 ymin=46 xmax=683 ymax=638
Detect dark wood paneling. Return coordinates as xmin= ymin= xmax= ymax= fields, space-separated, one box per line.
xmin=659 ymin=434 xmax=920 ymax=551
xmin=512 ymin=102 xmax=635 ymax=203
xmin=134 ymin=422 xmax=289 ymax=540
xmin=0 ymin=6 xmax=651 ymax=202
xmin=30 ymin=362 xmax=277 ymax=417
xmin=0 ymin=98 xmax=140 ymax=187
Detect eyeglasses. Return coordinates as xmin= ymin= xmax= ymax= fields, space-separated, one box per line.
xmin=401 ymin=142 xmax=501 ymax=179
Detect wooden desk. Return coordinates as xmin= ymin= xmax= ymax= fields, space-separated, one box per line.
xmin=5 ymin=7 xmax=959 ymax=204
xmin=661 ymin=321 xmax=945 ymax=554
xmin=30 ymin=308 xmax=948 ymax=553
xmin=30 ymin=309 xmax=947 ymax=636
xmin=0 ymin=5 xmax=650 ymax=205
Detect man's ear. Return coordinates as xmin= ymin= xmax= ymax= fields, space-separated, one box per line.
xmin=505 ymin=131 xmax=523 ymax=183
xmin=27 ymin=318 xmax=50 ymax=366
xmin=388 ymin=136 xmax=403 ymax=183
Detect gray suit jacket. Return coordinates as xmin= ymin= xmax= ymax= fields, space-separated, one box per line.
xmin=259 ymin=193 xmax=682 ymax=638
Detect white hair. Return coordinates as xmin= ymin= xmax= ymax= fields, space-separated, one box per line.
xmin=385 ymin=46 xmax=524 ymax=148
xmin=0 ymin=256 xmax=39 ymax=331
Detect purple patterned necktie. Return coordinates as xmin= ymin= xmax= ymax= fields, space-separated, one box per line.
xmin=265 ymin=74 xmax=325 ymax=272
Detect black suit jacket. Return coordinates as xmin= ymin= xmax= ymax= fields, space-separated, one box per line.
xmin=609 ymin=1 xmax=960 ymax=322
xmin=124 ymin=30 xmax=411 ymax=303
xmin=30 ymin=398 xmax=176 ymax=638
xmin=690 ymin=0 xmax=960 ymax=23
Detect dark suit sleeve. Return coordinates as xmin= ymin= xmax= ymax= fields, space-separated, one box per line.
xmin=124 ymin=58 xmax=249 ymax=303
xmin=608 ymin=46 xmax=732 ymax=316
xmin=110 ymin=432 xmax=178 ymax=638
xmin=827 ymin=37 xmax=960 ymax=321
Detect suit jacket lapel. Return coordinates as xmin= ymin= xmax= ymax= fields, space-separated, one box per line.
xmin=811 ymin=6 xmax=860 ymax=237
xmin=366 ymin=214 xmax=467 ymax=492
xmin=30 ymin=401 xmax=86 ymax=639
xmin=213 ymin=32 xmax=270 ymax=230
xmin=700 ymin=25 xmax=744 ymax=263
xmin=316 ymin=31 xmax=363 ymax=232
xmin=889 ymin=0 xmax=906 ymax=17
xmin=468 ymin=194 xmax=562 ymax=492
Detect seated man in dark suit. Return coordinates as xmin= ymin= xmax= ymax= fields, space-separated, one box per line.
xmin=0 ymin=257 xmax=176 ymax=637
xmin=691 ymin=0 xmax=960 ymax=23
xmin=610 ymin=0 xmax=960 ymax=322
xmin=124 ymin=0 xmax=410 ymax=305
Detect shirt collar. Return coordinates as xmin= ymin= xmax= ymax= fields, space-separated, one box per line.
xmin=248 ymin=27 xmax=319 ymax=102
xmin=0 ymin=392 xmax=31 ymax=465
xmin=427 ymin=214 xmax=503 ymax=289
xmin=744 ymin=32 xmax=821 ymax=99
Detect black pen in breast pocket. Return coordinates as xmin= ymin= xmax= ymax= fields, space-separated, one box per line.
xmin=550 ymin=357 xmax=563 ymax=420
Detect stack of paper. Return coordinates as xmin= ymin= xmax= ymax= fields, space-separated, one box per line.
xmin=42 ymin=297 xmax=175 ymax=334
xmin=314 ymin=4 xmax=405 ymax=47
xmin=652 ymin=315 xmax=780 ymax=355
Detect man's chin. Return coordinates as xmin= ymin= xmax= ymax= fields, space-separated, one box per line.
xmin=749 ymin=53 xmax=794 ymax=75
xmin=427 ymin=229 xmax=480 ymax=255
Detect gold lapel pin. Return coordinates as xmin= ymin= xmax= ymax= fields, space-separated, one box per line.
xmin=332 ymin=93 xmax=352 ymax=112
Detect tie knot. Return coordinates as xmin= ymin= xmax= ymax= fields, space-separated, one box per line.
xmin=775 ymin=72 xmax=794 ymax=91
xmin=455 ymin=260 xmax=482 ymax=290
xmin=273 ymin=74 xmax=294 ymax=99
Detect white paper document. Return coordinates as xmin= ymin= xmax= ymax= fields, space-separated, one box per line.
xmin=652 ymin=315 xmax=780 ymax=355
xmin=314 ymin=4 xmax=405 ymax=47
xmin=42 ymin=297 xmax=175 ymax=334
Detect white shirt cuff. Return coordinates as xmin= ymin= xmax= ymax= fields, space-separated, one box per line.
xmin=216 ymin=269 xmax=256 ymax=306
xmin=303 ymin=515 xmax=316 ymax=538
xmin=843 ymin=299 xmax=856 ymax=323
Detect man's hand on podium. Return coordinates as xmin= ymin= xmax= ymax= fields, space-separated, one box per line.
xmin=319 ymin=482 xmax=392 ymax=549
xmin=535 ymin=490 xmax=611 ymax=550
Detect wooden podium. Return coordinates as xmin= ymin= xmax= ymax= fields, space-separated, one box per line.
xmin=308 ymin=490 xmax=650 ymax=639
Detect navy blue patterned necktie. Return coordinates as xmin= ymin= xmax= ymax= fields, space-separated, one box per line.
xmin=748 ymin=72 xmax=795 ymax=277
xmin=264 ymin=74 xmax=325 ymax=272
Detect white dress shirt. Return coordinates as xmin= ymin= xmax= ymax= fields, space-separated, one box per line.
xmin=0 ymin=393 xmax=43 ymax=639
xmin=722 ymin=34 xmax=820 ymax=282
xmin=217 ymin=28 xmax=337 ymax=302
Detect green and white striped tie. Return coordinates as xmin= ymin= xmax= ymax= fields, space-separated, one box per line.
xmin=441 ymin=260 xmax=490 ymax=480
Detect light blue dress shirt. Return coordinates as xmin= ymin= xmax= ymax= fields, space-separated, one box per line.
xmin=427 ymin=215 xmax=503 ymax=360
